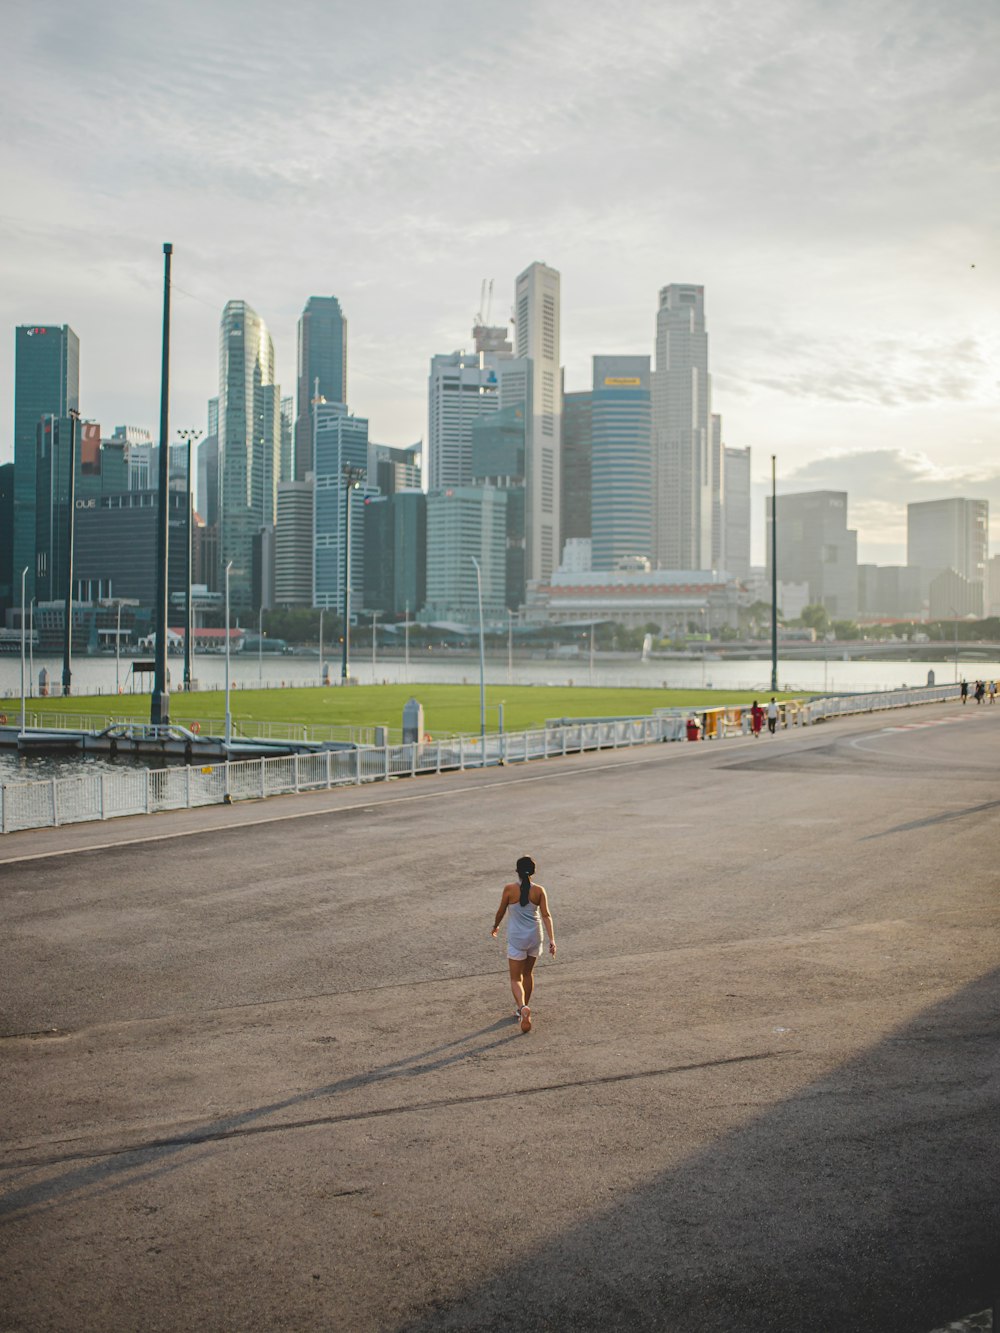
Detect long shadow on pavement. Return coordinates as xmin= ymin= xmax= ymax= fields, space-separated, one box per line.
xmin=398 ymin=968 xmax=1000 ymax=1333
xmin=0 ymin=1018 xmax=521 ymax=1223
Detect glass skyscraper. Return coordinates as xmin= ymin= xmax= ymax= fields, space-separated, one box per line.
xmin=13 ymin=324 xmax=79 ymax=601
xmin=295 ymin=296 xmax=347 ymax=481
xmin=590 ymin=356 xmax=652 ymax=572
xmin=313 ymin=402 xmax=370 ymax=611
xmin=218 ymin=301 xmax=281 ymax=610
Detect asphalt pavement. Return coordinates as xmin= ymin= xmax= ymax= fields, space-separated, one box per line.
xmin=1 ymin=702 xmax=998 ymax=1331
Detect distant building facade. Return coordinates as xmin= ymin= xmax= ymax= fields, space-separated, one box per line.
xmin=427 ymin=351 xmax=500 ymax=491
xmin=907 ymin=498 xmax=988 ymax=616
xmin=13 ymin=323 xmax=80 ymax=602
xmin=651 ymin=285 xmax=711 ymax=571
xmin=514 ymin=261 xmax=562 ymax=583
xmin=722 ymin=446 xmax=751 ymax=578
xmin=561 ymin=388 xmax=592 ymax=555
xmin=218 ymin=300 xmax=281 ymax=611
xmin=313 ymin=402 xmax=370 ymax=612
xmin=274 ymin=480 xmax=314 ymax=607
xmin=590 ymin=356 xmax=652 ymax=572
xmin=295 ymin=296 xmax=347 ymax=481
xmin=424 ymin=487 xmax=507 ymax=622
xmin=767 ymin=491 xmax=858 ymax=619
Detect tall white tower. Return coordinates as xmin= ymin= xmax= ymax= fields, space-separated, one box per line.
xmin=514 ymin=261 xmax=561 ymax=583
xmin=651 ymin=284 xmax=711 ymax=570
xmin=427 ymin=351 xmax=501 ymax=491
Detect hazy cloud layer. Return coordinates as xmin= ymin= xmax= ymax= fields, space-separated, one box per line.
xmin=1 ymin=0 xmax=998 ymax=558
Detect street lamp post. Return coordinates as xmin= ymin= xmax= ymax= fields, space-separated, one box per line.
xmin=19 ymin=567 xmax=28 ymax=734
xmin=404 ymin=601 xmax=410 ymax=673
xmin=371 ymin=610 xmax=378 ymax=675
xmin=319 ymin=607 xmax=324 ymax=685
xmin=471 ymin=556 xmax=486 ymax=766
xmin=224 ymin=560 xmax=233 ymax=745
xmin=177 ymin=427 xmax=200 ymax=691
xmin=62 ymin=408 xmax=80 ymax=697
xmin=770 ymin=454 xmax=779 ymax=694
xmin=258 ymin=605 xmax=263 ymax=685
xmin=116 ymin=600 xmax=123 ymax=694
xmin=340 ymin=463 xmax=366 ymax=682
xmin=29 ymin=597 xmax=35 ymax=695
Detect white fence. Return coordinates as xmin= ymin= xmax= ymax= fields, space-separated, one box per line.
xmin=0 ymin=684 xmax=964 ymax=835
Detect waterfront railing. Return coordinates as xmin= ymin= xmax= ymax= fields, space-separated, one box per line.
xmin=0 ymin=683 xmax=963 ymax=835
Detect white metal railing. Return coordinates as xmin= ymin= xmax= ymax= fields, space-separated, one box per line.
xmin=0 ymin=684 xmax=964 ymax=835
xmin=3 ymin=710 xmax=386 ymax=746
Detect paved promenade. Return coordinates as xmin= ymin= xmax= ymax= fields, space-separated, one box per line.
xmin=2 ymin=703 xmax=998 ymax=1331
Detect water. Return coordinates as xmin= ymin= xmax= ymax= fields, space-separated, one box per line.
xmin=2 ymin=651 xmax=994 ymax=785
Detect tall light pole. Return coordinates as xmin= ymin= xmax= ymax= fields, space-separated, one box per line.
xmin=371 ymin=610 xmax=378 ymax=674
xmin=177 ymin=427 xmax=200 ymax=691
xmin=507 ymin=608 xmax=513 ymax=684
xmin=258 ymin=604 xmax=263 ymax=685
xmin=62 ymin=407 xmax=79 ymax=696
xmin=29 ymin=597 xmax=35 ymax=695
xmin=950 ymin=606 xmax=960 ymax=684
xmin=151 ymin=241 xmax=173 ymax=727
xmin=19 ymin=566 xmax=28 ymax=735
xmin=115 ymin=600 xmax=123 ymax=694
xmin=471 ymin=555 xmax=486 ymax=765
xmin=770 ymin=454 xmax=779 ymax=694
xmin=224 ymin=560 xmax=233 ymax=745
xmin=340 ymin=462 xmax=366 ymax=682
xmin=404 ymin=601 xmax=410 ymax=673
xmin=318 ymin=606 xmax=324 ymax=685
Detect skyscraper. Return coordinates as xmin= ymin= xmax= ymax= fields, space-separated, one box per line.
xmin=711 ymin=413 xmax=725 ymax=570
xmin=427 ymin=351 xmax=500 ymax=490
xmin=218 ymin=300 xmax=281 ymax=610
xmin=13 ymin=324 xmax=79 ymax=601
xmin=907 ymin=498 xmax=988 ymax=615
xmin=561 ymin=386 xmax=592 ymax=554
xmin=313 ymin=401 xmax=370 ymax=611
xmin=651 ymin=285 xmax=711 ymax=570
xmin=275 ymin=480 xmax=314 ymax=607
xmin=514 ymin=262 xmax=562 ymax=583
xmin=722 ymin=446 xmax=751 ymax=579
xmin=280 ymin=395 xmax=294 ymax=485
xmin=590 ymin=357 xmax=652 ymax=572
xmin=295 ymin=296 xmax=347 ymax=481
xmin=767 ymin=491 xmax=858 ymax=618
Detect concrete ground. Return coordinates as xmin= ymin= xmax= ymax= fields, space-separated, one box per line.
xmin=1 ymin=702 xmax=998 ymax=1332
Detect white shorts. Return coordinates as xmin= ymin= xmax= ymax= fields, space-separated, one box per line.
xmin=508 ymin=940 xmax=542 ymax=961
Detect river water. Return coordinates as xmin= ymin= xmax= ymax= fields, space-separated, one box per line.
xmin=2 ymin=650 xmax=995 ymax=785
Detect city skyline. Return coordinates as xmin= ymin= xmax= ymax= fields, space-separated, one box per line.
xmin=1 ymin=1 xmax=997 ymax=567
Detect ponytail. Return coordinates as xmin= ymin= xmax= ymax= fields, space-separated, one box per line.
xmin=515 ymin=855 xmax=535 ymax=906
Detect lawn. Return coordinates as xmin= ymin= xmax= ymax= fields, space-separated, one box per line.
xmin=25 ymin=684 xmax=803 ymax=737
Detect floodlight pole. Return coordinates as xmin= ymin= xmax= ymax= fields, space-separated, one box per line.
xmin=151 ymin=241 xmax=173 ymax=726
xmin=770 ymin=454 xmax=778 ymax=694
xmin=472 ymin=555 xmax=486 ymax=766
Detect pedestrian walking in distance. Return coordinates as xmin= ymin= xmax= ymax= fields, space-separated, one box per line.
xmin=750 ymin=700 xmax=764 ymax=737
xmin=960 ymin=679 xmax=968 ymax=704
xmin=491 ymin=856 xmax=556 ymax=1032
xmin=766 ymin=697 xmax=779 ymax=735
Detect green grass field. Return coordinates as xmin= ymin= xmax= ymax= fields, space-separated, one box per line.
xmin=22 ymin=683 xmax=803 ymax=737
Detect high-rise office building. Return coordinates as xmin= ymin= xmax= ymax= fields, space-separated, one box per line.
xmin=0 ymin=463 xmax=14 ymax=617
xmin=295 ymin=296 xmax=347 ymax=481
xmin=427 ymin=351 xmax=501 ymax=490
xmin=280 ymin=395 xmax=294 ymax=485
xmin=313 ymin=402 xmax=370 ymax=611
xmin=907 ymin=498 xmax=988 ymax=615
xmin=723 ymin=446 xmax=751 ymax=579
xmin=561 ymin=387 xmax=592 ymax=555
xmin=218 ymin=300 xmax=281 ymax=610
xmin=711 ymin=414 xmax=725 ymax=570
xmin=767 ymin=491 xmax=858 ymax=618
xmin=651 ymin=285 xmax=711 ymax=570
xmin=471 ymin=403 xmax=526 ymax=610
xmin=274 ymin=480 xmax=314 ymax=607
xmin=514 ymin=262 xmax=561 ymax=583
xmin=590 ymin=357 xmax=652 ymax=572
xmin=368 ymin=442 xmax=422 ymax=496
xmin=425 ymin=487 xmax=507 ymax=622
xmin=362 ymin=490 xmax=427 ymax=617
xmin=13 ymin=324 xmax=79 ymax=601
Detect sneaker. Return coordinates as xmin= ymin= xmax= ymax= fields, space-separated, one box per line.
xmin=520 ymin=1005 xmax=532 ymax=1033
xmin=514 ymin=1006 xmax=522 ymax=1020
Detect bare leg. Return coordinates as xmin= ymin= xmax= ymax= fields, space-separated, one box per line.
xmin=522 ymin=955 xmax=537 ymax=1007
xmin=508 ymin=958 xmax=526 ymax=1010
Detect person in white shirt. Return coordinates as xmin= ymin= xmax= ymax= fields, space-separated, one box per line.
xmin=766 ymin=698 xmax=779 ymax=734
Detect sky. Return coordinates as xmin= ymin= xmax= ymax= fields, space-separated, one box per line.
xmin=1 ymin=0 xmax=997 ymax=565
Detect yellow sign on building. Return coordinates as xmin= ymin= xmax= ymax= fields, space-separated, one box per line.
xmin=603 ymin=376 xmax=642 ymax=387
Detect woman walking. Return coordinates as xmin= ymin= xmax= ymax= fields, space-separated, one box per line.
xmin=491 ymin=855 xmax=556 ymax=1032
